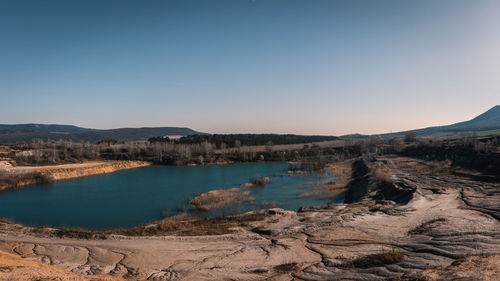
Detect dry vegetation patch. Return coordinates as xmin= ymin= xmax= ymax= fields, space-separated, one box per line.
xmin=30 ymin=211 xmax=269 ymax=238
xmin=274 ymin=262 xmax=300 ymax=273
xmin=189 ymin=175 xmax=273 ymax=211
xmin=245 ymin=175 xmax=272 ymax=187
xmin=0 ymin=170 xmax=54 ymax=191
xmin=295 ymin=160 xmax=352 ymax=200
xmin=117 ymin=211 xmax=268 ymax=236
xmin=408 ymin=218 xmax=447 ymax=235
xmin=347 ymin=251 xmax=404 ymax=268
xmin=189 ymin=187 xmax=256 ymax=212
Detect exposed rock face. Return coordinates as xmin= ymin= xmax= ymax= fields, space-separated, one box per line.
xmin=293 ymin=156 xmax=500 ymax=280
xmin=0 ymin=156 xmax=498 ymax=280
xmin=343 ymin=159 xmax=370 ymax=203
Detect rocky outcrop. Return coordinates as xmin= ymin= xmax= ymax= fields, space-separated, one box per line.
xmin=344 ymin=158 xmax=416 ymax=204
xmin=344 ymin=159 xmax=370 ymax=203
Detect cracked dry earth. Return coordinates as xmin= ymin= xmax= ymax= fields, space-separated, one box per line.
xmin=0 ymin=156 xmax=499 ymax=280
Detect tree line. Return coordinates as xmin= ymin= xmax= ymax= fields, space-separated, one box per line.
xmin=7 ymin=138 xmax=360 ymax=166
xmin=154 ymin=134 xmax=338 ymax=148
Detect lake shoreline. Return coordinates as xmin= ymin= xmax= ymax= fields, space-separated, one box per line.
xmin=0 ymin=156 xmax=498 ymax=280
xmin=0 ymin=158 xmax=291 ymax=192
xmin=0 ymin=160 xmax=348 ymax=233
xmin=0 ymin=161 xmax=335 ymax=229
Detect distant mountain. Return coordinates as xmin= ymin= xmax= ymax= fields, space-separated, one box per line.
xmin=0 ymin=124 xmax=204 ymax=144
xmin=379 ymin=105 xmax=500 ymax=138
xmin=0 ymin=124 xmax=93 ymax=134
xmin=339 ymin=133 xmax=370 ymax=139
xmin=2 ymin=106 xmax=498 ymax=144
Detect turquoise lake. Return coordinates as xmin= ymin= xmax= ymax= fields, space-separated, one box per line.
xmin=0 ymin=162 xmax=342 ymax=229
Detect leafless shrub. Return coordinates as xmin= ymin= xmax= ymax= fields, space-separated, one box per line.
xmin=249 ymin=175 xmax=272 ymax=187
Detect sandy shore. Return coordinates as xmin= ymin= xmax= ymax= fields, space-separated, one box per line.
xmin=0 ymin=160 xmax=151 ymax=190
xmin=12 ymin=161 xmax=151 ymax=180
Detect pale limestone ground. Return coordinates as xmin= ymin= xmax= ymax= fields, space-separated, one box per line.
xmin=0 ymin=250 xmax=123 ymax=281
xmin=395 ymin=254 xmax=500 ymax=281
xmin=0 ymin=227 xmax=319 ymax=280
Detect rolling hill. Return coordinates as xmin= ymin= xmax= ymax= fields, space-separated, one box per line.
xmin=0 ymin=124 xmax=204 ymax=144
xmin=342 ymin=105 xmax=500 ymax=139
xmin=2 ymin=105 xmax=498 ymax=144
xmin=381 ymin=105 xmax=500 ymax=138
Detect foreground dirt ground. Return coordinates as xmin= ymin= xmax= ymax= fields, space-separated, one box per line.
xmin=0 ymin=250 xmax=123 ymax=281
xmin=0 ymin=156 xmax=498 ymax=280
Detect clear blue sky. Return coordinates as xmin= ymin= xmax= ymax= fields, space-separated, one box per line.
xmin=1 ymin=0 xmax=498 ymax=135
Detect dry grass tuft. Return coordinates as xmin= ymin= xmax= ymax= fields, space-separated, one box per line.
xmin=248 ymin=175 xmax=272 ymax=187
xmin=250 ymin=268 xmax=268 ymax=274
xmin=408 ymin=218 xmax=446 ymax=235
xmin=274 ymin=262 xmax=299 ymax=273
xmin=349 ymin=251 xmax=403 ymax=268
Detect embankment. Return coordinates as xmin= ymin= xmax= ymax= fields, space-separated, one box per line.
xmin=0 ymin=161 xmax=150 ymax=191
xmin=344 ymin=157 xmax=416 ymax=204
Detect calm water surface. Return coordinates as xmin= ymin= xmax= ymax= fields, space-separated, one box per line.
xmin=0 ymin=162 xmax=341 ymax=229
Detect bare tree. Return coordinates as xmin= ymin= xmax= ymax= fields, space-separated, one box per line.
xmin=404 ymin=133 xmax=417 ymax=143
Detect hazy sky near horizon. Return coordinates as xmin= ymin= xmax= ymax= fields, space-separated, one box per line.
xmin=1 ymin=0 xmax=499 ymax=135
